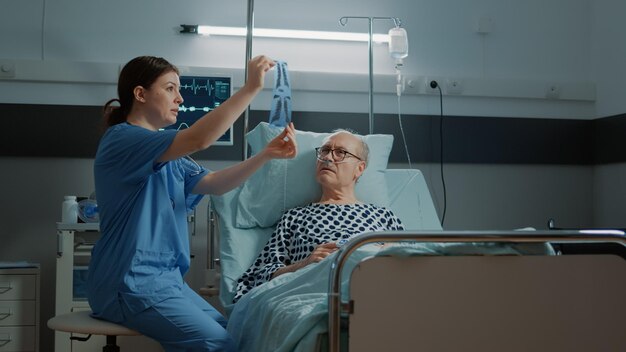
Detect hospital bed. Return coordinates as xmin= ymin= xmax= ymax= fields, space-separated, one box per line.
xmin=207 ymin=122 xmax=626 ymax=351
xmin=328 ymin=230 xmax=626 ymax=352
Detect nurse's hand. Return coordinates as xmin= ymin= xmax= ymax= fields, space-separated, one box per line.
xmin=262 ymin=122 xmax=297 ymax=160
xmin=245 ymin=55 xmax=275 ymax=92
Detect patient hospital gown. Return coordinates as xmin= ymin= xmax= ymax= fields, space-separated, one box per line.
xmin=233 ymin=203 xmax=404 ymax=302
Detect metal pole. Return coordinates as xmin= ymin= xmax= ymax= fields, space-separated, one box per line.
xmin=367 ymin=19 xmax=374 ymax=134
xmin=242 ymin=0 xmax=254 ymax=160
xmin=339 ymin=16 xmax=401 ymax=135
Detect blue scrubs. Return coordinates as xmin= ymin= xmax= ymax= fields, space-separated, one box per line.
xmin=87 ymin=123 xmax=235 ymax=351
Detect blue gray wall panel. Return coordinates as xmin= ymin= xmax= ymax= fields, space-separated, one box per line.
xmin=0 ymin=103 xmax=623 ymax=164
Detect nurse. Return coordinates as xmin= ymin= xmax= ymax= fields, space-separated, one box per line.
xmin=87 ymin=55 xmax=296 ymax=351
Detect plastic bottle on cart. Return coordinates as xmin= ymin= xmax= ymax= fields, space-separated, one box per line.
xmin=61 ymin=195 xmax=78 ymax=223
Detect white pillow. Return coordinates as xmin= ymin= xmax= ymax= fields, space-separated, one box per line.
xmin=235 ymin=122 xmax=393 ymax=228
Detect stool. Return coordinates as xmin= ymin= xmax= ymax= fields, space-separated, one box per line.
xmin=48 ymin=310 xmax=141 ymax=352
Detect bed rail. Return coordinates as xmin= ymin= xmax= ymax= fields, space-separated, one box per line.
xmin=327 ymin=229 xmax=626 ymax=352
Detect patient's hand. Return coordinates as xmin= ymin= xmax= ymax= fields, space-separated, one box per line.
xmin=271 ymin=241 xmax=338 ymax=279
xmin=272 ymin=242 xmax=339 ymax=279
xmin=303 ymin=242 xmax=339 ymax=265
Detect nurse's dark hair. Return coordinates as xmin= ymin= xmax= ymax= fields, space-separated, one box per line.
xmin=103 ymin=56 xmax=179 ymax=126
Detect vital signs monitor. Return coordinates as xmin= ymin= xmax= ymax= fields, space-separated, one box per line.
xmin=164 ymin=75 xmax=233 ymax=145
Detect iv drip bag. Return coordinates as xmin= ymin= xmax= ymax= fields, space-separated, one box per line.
xmin=388 ymin=27 xmax=408 ymax=59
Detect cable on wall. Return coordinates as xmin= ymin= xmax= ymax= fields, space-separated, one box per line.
xmin=430 ymin=80 xmax=447 ymax=227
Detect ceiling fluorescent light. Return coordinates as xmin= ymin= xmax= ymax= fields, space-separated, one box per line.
xmin=183 ymin=25 xmax=389 ymax=43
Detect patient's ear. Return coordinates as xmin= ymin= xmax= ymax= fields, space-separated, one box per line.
xmin=354 ymin=161 xmax=366 ymax=180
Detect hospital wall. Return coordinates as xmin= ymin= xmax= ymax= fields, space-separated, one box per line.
xmin=590 ymin=0 xmax=626 ymax=228
xmin=1 ymin=0 xmax=625 ymax=350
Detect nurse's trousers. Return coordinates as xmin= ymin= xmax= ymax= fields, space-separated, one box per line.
xmin=120 ymin=284 xmax=236 ymax=351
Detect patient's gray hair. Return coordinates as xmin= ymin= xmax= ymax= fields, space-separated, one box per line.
xmin=324 ymin=129 xmax=370 ymax=166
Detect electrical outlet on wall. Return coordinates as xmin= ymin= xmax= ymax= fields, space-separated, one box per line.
xmin=0 ymin=60 xmax=16 ymax=78
xmin=405 ymin=77 xmax=429 ymax=94
xmin=446 ymin=79 xmax=463 ymax=94
xmin=425 ymin=78 xmax=440 ymax=94
xmin=546 ymin=84 xmax=560 ymax=99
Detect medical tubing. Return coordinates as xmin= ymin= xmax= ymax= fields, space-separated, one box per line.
xmin=317 ymin=157 xmax=360 ymax=165
xmin=396 ymin=75 xmax=403 ymax=97
xmin=395 ymin=60 xmax=404 ymax=97
xmin=282 ymin=158 xmax=288 ymax=214
xmin=397 ymin=95 xmax=412 ymax=169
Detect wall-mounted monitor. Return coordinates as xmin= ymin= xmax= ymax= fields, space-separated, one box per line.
xmin=163 ymin=75 xmax=233 ymax=146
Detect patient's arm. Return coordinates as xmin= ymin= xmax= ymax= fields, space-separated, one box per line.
xmin=272 ymin=242 xmax=339 ymax=279
xmin=233 ymin=211 xmax=296 ymax=302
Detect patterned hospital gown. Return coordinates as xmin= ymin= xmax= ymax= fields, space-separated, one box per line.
xmin=233 ymin=203 xmax=404 ymax=303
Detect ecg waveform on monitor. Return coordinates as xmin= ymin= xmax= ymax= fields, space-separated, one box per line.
xmin=180 ymin=79 xmax=213 ymax=95
xmin=166 ymin=75 xmax=231 ymax=144
xmin=178 ymin=105 xmax=215 ymax=113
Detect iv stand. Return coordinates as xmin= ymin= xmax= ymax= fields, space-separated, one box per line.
xmin=243 ymin=0 xmax=255 ymax=160
xmin=339 ymin=16 xmax=401 ymax=134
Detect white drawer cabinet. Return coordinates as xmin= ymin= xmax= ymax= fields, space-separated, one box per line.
xmin=56 ymin=224 xmax=163 ymax=351
xmin=0 ymin=268 xmax=40 ymax=352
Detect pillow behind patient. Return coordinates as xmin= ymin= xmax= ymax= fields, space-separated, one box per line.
xmin=235 ymin=122 xmax=394 ymax=228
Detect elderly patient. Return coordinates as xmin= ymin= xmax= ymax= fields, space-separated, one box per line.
xmin=233 ymin=129 xmax=404 ymax=303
